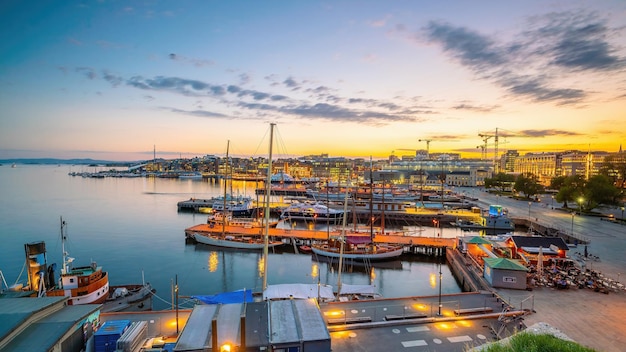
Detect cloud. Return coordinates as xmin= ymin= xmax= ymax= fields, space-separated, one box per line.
xmin=164 ymin=107 xmax=230 ymax=119
xmin=515 ymin=129 xmax=582 ymax=138
xmin=168 ymin=53 xmax=214 ymax=67
xmin=76 ymin=67 xmax=96 ymax=80
xmin=421 ymin=11 xmax=625 ymax=105
xmin=451 ymin=103 xmax=499 ymax=113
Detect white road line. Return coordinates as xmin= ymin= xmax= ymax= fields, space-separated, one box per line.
xmin=401 ymin=340 xmax=428 ymax=347
xmin=447 ymin=335 xmax=473 ymax=343
xmin=406 ymin=326 xmax=430 ymax=333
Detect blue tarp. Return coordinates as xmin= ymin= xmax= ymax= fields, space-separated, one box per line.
xmin=192 ymin=289 xmax=253 ymax=304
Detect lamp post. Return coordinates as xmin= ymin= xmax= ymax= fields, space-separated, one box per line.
xmin=528 ymin=202 xmax=532 ymax=220
xmin=577 ymin=197 xmax=584 ymax=215
xmin=551 ymin=195 xmax=554 ymax=209
xmin=621 ymin=206 xmax=624 ymax=225
xmin=571 ymin=212 xmax=575 ymax=237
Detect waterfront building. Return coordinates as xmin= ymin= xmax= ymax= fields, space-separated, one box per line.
xmin=513 ymin=152 xmax=559 ymax=186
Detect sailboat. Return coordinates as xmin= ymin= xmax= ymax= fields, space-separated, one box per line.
xmin=192 ymin=128 xmax=283 ymax=250
xmin=311 ymin=160 xmax=404 ymax=261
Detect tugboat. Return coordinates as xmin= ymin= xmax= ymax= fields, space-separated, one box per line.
xmin=4 ymin=217 xmax=155 ymax=312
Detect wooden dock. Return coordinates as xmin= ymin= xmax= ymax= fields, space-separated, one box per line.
xmin=184 ymin=223 xmax=455 ymax=249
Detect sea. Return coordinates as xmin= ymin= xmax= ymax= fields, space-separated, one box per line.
xmin=0 ymin=164 xmax=487 ymax=310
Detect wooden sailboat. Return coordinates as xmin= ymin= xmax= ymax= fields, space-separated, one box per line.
xmin=311 ymin=162 xmax=404 ymax=261
xmin=193 ymin=130 xmax=282 ymax=250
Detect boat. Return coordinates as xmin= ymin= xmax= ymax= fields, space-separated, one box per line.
xmin=193 ymin=233 xmax=282 ymax=250
xmin=211 ymin=194 xmax=254 ymax=216
xmin=451 ymin=204 xmax=514 ymax=231
xmin=311 ymin=236 xmax=404 ymax=261
xmin=193 ymin=126 xmax=283 ymax=251
xmin=280 ymin=200 xmax=344 ymax=223
xmin=311 ymin=161 xmax=404 ymax=262
xmin=4 ymin=218 xmax=155 ymax=311
xmin=206 ymin=211 xmax=279 ymax=228
xmin=178 ymin=172 xmax=203 ymax=180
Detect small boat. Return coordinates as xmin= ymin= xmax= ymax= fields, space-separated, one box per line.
xmin=207 ymin=211 xmax=278 ymax=228
xmin=211 ymin=195 xmax=254 ymax=216
xmin=451 ymin=205 xmax=514 ymax=231
xmin=5 ymin=217 xmax=155 ymax=312
xmin=299 ymin=245 xmax=312 ymax=253
xmin=178 ymin=172 xmax=203 ymax=180
xmin=280 ymin=201 xmax=344 ymax=223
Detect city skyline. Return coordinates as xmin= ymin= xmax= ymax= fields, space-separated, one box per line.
xmin=1 ymin=1 xmax=625 ymax=161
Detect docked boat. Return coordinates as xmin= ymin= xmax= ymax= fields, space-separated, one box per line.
xmin=3 ymin=218 xmax=155 ymax=311
xmin=451 ymin=205 xmax=514 ymax=231
xmin=192 ymin=232 xmax=282 ymax=250
xmin=311 ymin=236 xmax=404 ymax=261
xmin=211 ymin=195 xmax=254 ymax=216
xmin=178 ymin=172 xmax=203 ymax=180
xmin=192 ymin=127 xmax=283 ymax=251
xmin=280 ymin=201 xmax=344 ymax=223
xmin=206 ymin=212 xmax=279 ymax=228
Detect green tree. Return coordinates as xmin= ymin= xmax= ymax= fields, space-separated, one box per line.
xmin=555 ymin=175 xmax=585 ymax=209
xmin=514 ymin=173 xmax=544 ymax=199
xmin=550 ymin=175 xmax=567 ymax=190
xmin=582 ymin=174 xmax=621 ymax=211
xmin=599 ymin=154 xmax=626 ymax=189
xmin=484 ymin=172 xmax=516 ymax=192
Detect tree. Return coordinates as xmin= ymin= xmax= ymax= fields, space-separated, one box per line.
xmin=555 ymin=175 xmax=585 ymax=208
xmin=484 ymin=172 xmax=516 ymax=192
xmin=582 ymin=174 xmax=621 ymax=211
xmin=514 ymin=173 xmax=544 ymax=199
xmin=600 ymin=154 xmax=626 ymax=189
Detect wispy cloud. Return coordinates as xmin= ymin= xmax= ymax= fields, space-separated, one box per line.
xmin=421 ymin=10 xmax=625 ymax=105
xmin=515 ymin=129 xmax=582 ymax=138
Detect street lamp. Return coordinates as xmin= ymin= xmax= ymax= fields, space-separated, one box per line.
xmin=621 ymin=206 xmax=624 ymax=224
xmin=528 ymin=202 xmax=532 ymax=220
xmin=571 ymin=212 xmax=575 ymax=237
xmin=551 ymin=195 xmax=554 ymax=209
xmin=577 ymin=197 xmax=584 ymax=215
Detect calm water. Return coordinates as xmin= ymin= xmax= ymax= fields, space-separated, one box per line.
xmin=0 ymin=165 xmax=467 ymax=310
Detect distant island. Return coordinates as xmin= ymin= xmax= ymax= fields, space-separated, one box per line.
xmin=0 ymin=158 xmax=141 ymax=166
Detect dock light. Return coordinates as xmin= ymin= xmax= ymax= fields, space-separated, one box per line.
xmin=324 ymin=310 xmax=345 ymax=317
xmin=577 ymin=197 xmax=584 ymax=214
xmin=220 ymin=343 xmax=231 ymax=352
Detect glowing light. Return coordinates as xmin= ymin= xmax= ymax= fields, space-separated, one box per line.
xmin=370 ymin=267 xmax=377 ymax=281
xmin=429 ymin=273 xmax=437 ymax=288
xmin=413 ymin=303 xmax=427 ymax=310
xmin=457 ymin=320 xmax=473 ymax=327
xmin=311 ymin=264 xmax=319 ymax=279
xmin=220 ymin=343 xmax=231 ymax=352
xmin=257 ymin=256 xmax=265 ymax=278
xmin=435 ymin=322 xmax=455 ymax=330
xmin=208 ymin=251 xmax=218 ymax=272
xmin=323 ymin=310 xmax=345 ymax=316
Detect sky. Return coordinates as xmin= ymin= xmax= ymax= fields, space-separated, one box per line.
xmin=1 ymin=1 xmax=625 ymax=161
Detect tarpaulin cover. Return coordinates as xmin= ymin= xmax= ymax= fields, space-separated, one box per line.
xmin=346 ymin=236 xmax=371 ymax=245
xmin=192 ymin=289 xmax=253 ymax=304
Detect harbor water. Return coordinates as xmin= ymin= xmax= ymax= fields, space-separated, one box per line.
xmin=0 ymin=165 xmax=484 ymax=310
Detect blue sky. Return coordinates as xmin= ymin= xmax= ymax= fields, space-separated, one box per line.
xmin=1 ymin=0 xmax=625 ymax=161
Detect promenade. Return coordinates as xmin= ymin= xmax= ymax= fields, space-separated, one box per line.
xmin=468 ymin=188 xmax=626 ymax=352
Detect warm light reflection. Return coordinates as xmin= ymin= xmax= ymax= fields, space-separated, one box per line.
xmin=208 ymin=252 xmax=219 ymax=273
xmin=323 ymin=310 xmax=345 ymax=316
xmin=413 ymin=303 xmax=428 ymax=311
xmin=457 ymin=320 xmax=473 ymax=327
xmin=370 ymin=267 xmax=376 ymax=281
xmin=311 ymin=263 xmax=319 ymax=279
xmin=429 ymin=273 xmax=437 ymax=288
xmin=257 ymin=256 xmax=265 ymax=278
xmin=435 ymin=322 xmax=455 ymax=330
xmin=220 ymin=343 xmax=231 ymax=352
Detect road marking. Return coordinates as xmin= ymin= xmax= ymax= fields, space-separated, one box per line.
xmin=401 ymin=340 xmax=428 ymax=347
xmin=406 ymin=326 xmax=430 ymax=332
xmin=447 ymin=335 xmax=473 ymax=343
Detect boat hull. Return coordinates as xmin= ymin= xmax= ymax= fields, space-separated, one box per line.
xmin=193 ymin=233 xmax=282 ymax=250
xmin=311 ymin=245 xmax=403 ymax=261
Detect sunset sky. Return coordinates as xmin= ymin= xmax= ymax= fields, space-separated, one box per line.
xmin=1 ymin=1 xmax=625 ymax=161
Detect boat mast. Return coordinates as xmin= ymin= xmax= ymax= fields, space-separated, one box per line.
xmin=369 ymin=157 xmax=374 ymax=242
xmin=262 ymin=123 xmax=275 ymax=291
xmin=60 ymin=216 xmax=69 ymax=275
xmin=223 ymin=140 xmax=230 ymax=235
xmin=336 ymin=174 xmax=350 ymax=300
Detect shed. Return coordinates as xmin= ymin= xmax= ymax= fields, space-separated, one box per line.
xmin=269 ymin=299 xmax=330 ymax=352
xmin=483 ymin=258 xmax=528 ymax=290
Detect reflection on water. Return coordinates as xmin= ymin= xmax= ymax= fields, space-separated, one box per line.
xmin=0 ymin=165 xmax=497 ymax=311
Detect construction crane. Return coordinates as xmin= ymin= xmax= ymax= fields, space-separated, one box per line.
xmin=418 ymin=139 xmax=433 ymax=159
xmin=479 ymin=128 xmax=507 ymax=172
